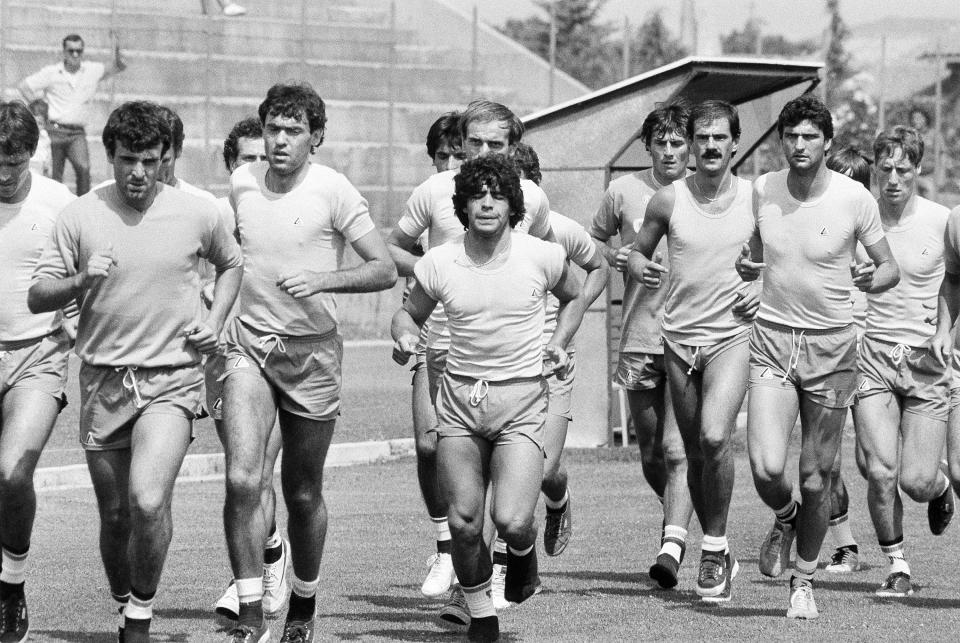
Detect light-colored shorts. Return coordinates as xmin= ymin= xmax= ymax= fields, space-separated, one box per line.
xmin=0 ymin=331 xmax=70 ymax=403
xmin=204 ymin=351 xmax=227 ymax=421
xmin=546 ymin=352 xmax=576 ymax=420
xmin=434 ymin=372 xmax=547 ymax=451
xmin=614 ymin=351 xmax=665 ymax=391
xmin=664 ymin=330 xmax=750 ymax=374
xmin=423 ymin=347 xmax=448 ymax=405
xmin=749 ymin=319 xmax=858 ymax=409
xmin=222 ymin=318 xmax=342 ymax=422
xmin=856 ymin=335 xmax=950 ymax=421
xmin=79 ymin=362 xmax=203 ymax=451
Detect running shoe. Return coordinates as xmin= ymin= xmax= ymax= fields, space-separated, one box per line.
xmin=215 ymin=581 xmax=240 ymax=621
xmin=120 ymin=616 xmax=151 ymax=643
xmin=649 ymin=537 xmax=686 ymax=589
xmin=279 ymin=617 xmax=314 ymax=643
xmin=421 ymin=552 xmax=456 ymax=598
xmin=875 ymin=571 xmax=913 ymax=598
xmin=543 ymin=496 xmax=573 ymax=556
xmin=438 ymin=585 xmax=470 ymax=628
xmin=0 ymin=594 xmax=27 ymax=643
xmin=263 ymin=539 xmax=289 ymax=616
xmin=928 ymin=484 xmax=954 ymax=535
xmin=225 ymin=623 xmax=269 ymax=643
xmin=786 ymin=577 xmax=819 ymax=619
xmin=825 ymin=545 xmax=860 ymax=573
xmin=467 ymin=615 xmax=499 ymax=643
xmin=490 ymin=563 xmax=512 ymax=611
xmin=696 ymin=550 xmax=730 ymax=602
xmin=759 ymin=519 xmax=795 ymax=577
xmin=504 ymin=548 xmax=541 ymax=604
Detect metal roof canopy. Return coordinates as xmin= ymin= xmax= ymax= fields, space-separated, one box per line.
xmin=519 ymin=56 xmax=823 ymax=447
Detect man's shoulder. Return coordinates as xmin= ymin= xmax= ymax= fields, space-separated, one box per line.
xmin=156 ymin=184 xmax=220 ymax=219
xmin=174 ymin=178 xmax=219 ymax=204
xmin=914 ymin=195 xmax=951 ymax=222
xmin=416 ymin=170 xmax=455 ymax=195
xmin=29 ymin=173 xmax=76 ymax=208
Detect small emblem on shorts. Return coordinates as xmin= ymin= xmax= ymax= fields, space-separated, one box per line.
xmin=83 ymin=433 xmax=98 ymax=447
xmin=819 ymin=227 xmax=829 ymax=236
xmin=213 ymin=398 xmax=223 ymax=413
xmin=858 ymin=379 xmax=870 ymax=391
xmin=759 ymin=367 xmax=774 ymax=379
xmin=531 ymin=288 xmax=542 ymax=298
xmin=232 ymin=356 xmax=250 ymax=369
xmin=30 ymin=223 xmax=39 ymax=231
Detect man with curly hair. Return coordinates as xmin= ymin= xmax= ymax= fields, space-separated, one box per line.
xmin=392 ymin=154 xmax=584 ymax=642
xmin=29 ymin=100 xmax=243 ymax=641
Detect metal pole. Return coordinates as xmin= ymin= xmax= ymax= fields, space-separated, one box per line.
xmin=108 ymin=0 xmax=118 ymax=110
xmin=470 ymin=3 xmax=478 ymax=97
xmin=548 ymin=1 xmax=556 ymax=105
xmin=933 ymin=42 xmax=943 ymax=200
xmin=0 ymin=0 xmax=8 ymax=98
xmin=386 ymin=0 xmax=396 ymax=225
xmin=621 ymin=16 xmax=630 ymax=80
xmin=203 ymin=7 xmax=213 ymax=190
xmin=878 ymin=35 xmax=886 ymax=131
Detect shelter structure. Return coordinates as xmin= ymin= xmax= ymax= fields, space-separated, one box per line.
xmin=522 ymin=56 xmax=823 ymax=447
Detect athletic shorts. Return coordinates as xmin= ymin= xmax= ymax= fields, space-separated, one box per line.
xmin=664 ymin=330 xmax=750 ymax=374
xmin=856 ymin=335 xmax=950 ymax=421
xmin=546 ymin=351 xmax=576 ymax=420
xmin=221 ymin=318 xmax=342 ymax=422
xmin=749 ymin=319 xmax=858 ymax=409
xmin=424 ymin=347 xmax=448 ymax=405
xmin=614 ymin=351 xmax=665 ymax=391
xmin=204 ymin=351 xmax=227 ymax=421
xmin=434 ymin=372 xmax=547 ymax=451
xmin=0 ymin=331 xmax=70 ymax=402
xmin=79 ymin=362 xmax=203 ymax=451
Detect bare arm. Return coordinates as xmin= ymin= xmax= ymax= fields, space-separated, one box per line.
xmin=28 ymin=246 xmax=116 ymax=313
xmin=390 ymin=281 xmax=438 ymax=364
xmin=930 ymin=269 xmax=960 ymax=367
xmin=17 ymin=80 xmax=37 ymax=103
xmin=182 ymin=264 xmax=242 ymax=354
xmin=101 ymin=31 xmax=127 ymax=79
xmin=625 ymin=186 xmax=673 ymax=286
xmin=386 ymin=227 xmax=422 ymax=278
xmin=277 ymin=228 xmax=398 ymax=297
xmin=857 ymin=238 xmax=900 ymax=294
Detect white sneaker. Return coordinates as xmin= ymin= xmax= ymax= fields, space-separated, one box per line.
xmin=421 ymin=553 xmax=456 ymax=598
xmin=262 ymin=538 xmax=289 ymax=616
xmin=438 ymin=584 xmax=470 ymax=628
xmin=222 ymin=2 xmax=247 ymax=16
xmin=786 ymin=578 xmax=819 ymax=619
xmin=214 ymin=581 xmax=239 ymax=621
xmin=490 ymin=563 xmax=513 ymax=611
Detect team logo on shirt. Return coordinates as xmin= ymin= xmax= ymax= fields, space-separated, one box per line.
xmin=858 ymin=379 xmax=871 ymax=391
xmin=819 ymin=227 xmax=829 ymax=236
xmin=30 ymin=223 xmax=39 ymax=231
xmin=293 ymin=217 xmax=302 ymax=225
xmin=921 ymin=247 xmax=930 ymax=256
xmin=759 ymin=367 xmax=775 ymax=379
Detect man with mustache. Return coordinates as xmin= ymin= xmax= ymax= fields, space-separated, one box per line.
xmin=628 ymin=100 xmax=757 ymax=604
xmin=737 ymin=94 xmax=899 ymax=619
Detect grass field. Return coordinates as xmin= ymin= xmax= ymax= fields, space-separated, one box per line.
xmin=24 ymin=444 xmax=960 ymax=642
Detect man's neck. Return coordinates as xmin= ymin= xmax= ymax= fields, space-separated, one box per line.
xmin=0 ymin=174 xmax=32 ymax=205
xmin=265 ymin=162 xmax=309 ymax=194
xmin=464 ymin=226 xmax=512 ymax=265
xmin=879 ymin=193 xmax=915 ymax=225
xmin=786 ymin=162 xmax=831 ymax=202
xmin=115 ymin=184 xmax=158 ymax=213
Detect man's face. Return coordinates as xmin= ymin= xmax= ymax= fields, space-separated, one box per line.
xmin=781 ymin=120 xmax=830 ymax=173
xmin=232 ymin=136 xmax=267 ymax=171
xmin=466 ymin=183 xmax=512 ymax=238
xmin=263 ymin=111 xmax=321 ymax=176
xmin=0 ymin=151 xmax=32 ymax=204
xmin=159 ymin=147 xmax=178 ymax=186
xmin=109 ymin=142 xmax=163 ymax=210
xmin=432 ymin=139 xmax=465 ymax=173
xmin=875 ymin=146 xmax=918 ymax=208
xmin=648 ymin=130 xmax=689 ymax=182
xmin=464 ymin=120 xmax=513 ymax=161
xmin=62 ymin=39 xmax=84 ymax=72
xmin=691 ymin=118 xmax=737 ymax=176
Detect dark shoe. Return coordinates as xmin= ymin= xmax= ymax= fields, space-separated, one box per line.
xmin=279 ymin=617 xmax=314 ymax=643
xmin=504 ymin=548 xmax=540 ymax=604
xmin=928 ymin=484 xmax=954 ymax=535
xmin=467 ymin=615 xmax=499 ymax=642
xmin=0 ymin=594 xmax=28 ymax=643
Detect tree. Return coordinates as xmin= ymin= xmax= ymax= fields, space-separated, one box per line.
xmin=823 ymin=0 xmax=852 ymax=107
xmin=628 ymin=11 xmax=688 ymax=77
xmin=720 ymin=19 xmax=818 ymax=57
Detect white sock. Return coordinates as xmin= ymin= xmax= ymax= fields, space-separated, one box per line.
xmin=462 ymin=578 xmax=495 ymax=618
xmin=0 ymin=548 xmax=28 ymax=585
xmin=431 ymin=516 xmax=451 ymax=543
xmin=235 ymin=577 xmax=263 ymax=604
xmin=880 ymin=540 xmax=909 ymax=575
xmin=124 ymin=592 xmax=153 ymax=621
xmin=793 ymin=555 xmax=817 ymax=581
xmin=659 ymin=525 xmax=687 ymax=561
xmin=828 ymin=513 xmax=856 ymax=549
xmin=701 ymin=534 xmax=728 ymax=554
xmin=292 ymin=574 xmax=320 ymax=599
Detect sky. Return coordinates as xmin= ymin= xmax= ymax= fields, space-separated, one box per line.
xmin=475 ymin=0 xmax=960 ymax=56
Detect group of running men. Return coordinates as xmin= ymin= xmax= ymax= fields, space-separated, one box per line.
xmin=1 ymin=72 xmax=960 ymax=643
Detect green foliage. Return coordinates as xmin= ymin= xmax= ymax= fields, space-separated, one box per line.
xmin=720 ymin=18 xmax=818 ymax=58
xmin=824 ymin=0 xmax=852 ymax=107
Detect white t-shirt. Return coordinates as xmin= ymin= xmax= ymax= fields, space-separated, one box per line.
xmin=543 ymin=211 xmax=593 ymax=343
xmin=22 ymin=61 xmax=106 ymax=126
xmin=415 ymin=233 xmax=565 ymax=381
xmin=231 ymin=162 xmax=375 ymax=336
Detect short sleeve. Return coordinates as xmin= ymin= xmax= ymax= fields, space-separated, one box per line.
xmin=201 ymin=204 xmax=243 ymax=272
xmin=543 ymin=243 xmax=566 ymax=291
xmin=397 ymin=179 xmax=434 ymax=240
xmin=589 ymin=188 xmax=621 ymax=240
xmin=413 ymin=251 xmax=442 ymax=302
xmin=32 ymin=209 xmax=79 ymax=282
xmin=521 ymin=180 xmax=552 ymax=240
xmin=945 ymin=207 xmax=960 ymax=275
xmin=855 ymin=196 xmax=884 ymax=248
xmin=332 ymin=175 xmax=375 ymax=243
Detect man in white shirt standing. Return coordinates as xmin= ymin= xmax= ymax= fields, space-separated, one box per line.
xmin=18 ymin=32 xmax=126 ymax=195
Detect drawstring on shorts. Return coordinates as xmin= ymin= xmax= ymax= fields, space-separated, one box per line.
xmin=782 ymin=329 xmax=806 ymax=382
xmin=256 ymin=334 xmax=287 ymax=368
xmin=890 ymin=343 xmax=912 ymax=365
xmin=469 ymin=379 xmax=489 ymax=407
xmin=118 ymin=366 xmax=145 ymax=409
xmin=686 ymin=346 xmax=701 ymax=375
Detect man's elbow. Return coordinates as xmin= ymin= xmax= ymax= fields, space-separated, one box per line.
xmin=27 ymin=285 xmax=51 ymax=314
xmin=372 ymin=260 xmax=399 ymax=291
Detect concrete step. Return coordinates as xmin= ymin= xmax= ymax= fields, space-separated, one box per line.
xmin=4 ymin=4 xmax=441 ymax=64
xmin=32 ymin=0 xmax=392 ymax=23
xmin=78 ymin=94 xmax=464 ymax=146
xmin=6 ymin=46 xmax=477 ymax=104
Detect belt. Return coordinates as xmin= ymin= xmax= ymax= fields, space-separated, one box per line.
xmin=0 ymin=329 xmax=61 ymax=352
xmin=49 ymin=121 xmax=86 ymax=131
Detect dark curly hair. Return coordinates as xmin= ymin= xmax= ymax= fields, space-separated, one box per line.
xmin=777 ymin=93 xmax=833 ymax=140
xmin=0 ymin=101 xmax=40 ymax=156
xmin=258 ymin=82 xmax=327 ymax=145
xmin=155 ymin=105 xmax=185 ymax=158
xmin=453 ymin=155 xmax=525 ymax=231
xmin=223 ymin=116 xmax=263 ymax=171
xmin=101 ymin=101 xmax=171 ymax=157
xmin=512 ymin=142 xmax=542 ymax=185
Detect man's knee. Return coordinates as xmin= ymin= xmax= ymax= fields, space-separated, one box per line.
xmin=899 ymin=468 xmax=940 ymax=502
xmin=492 ymin=512 xmax=535 ymax=545
xmin=798 ymin=468 xmax=830 ymax=499
xmin=699 ymin=426 xmax=729 ymax=458
xmin=225 ymin=465 xmax=263 ymax=506
xmin=130 ymin=488 xmax=171 ymax=524
xmin=0 ymin=462 xmax=34 ymax=499
xmin=447 ymin=507 xmax=483 ymax=542
xmin=751 ymin=457 xmax=784 ymax=488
